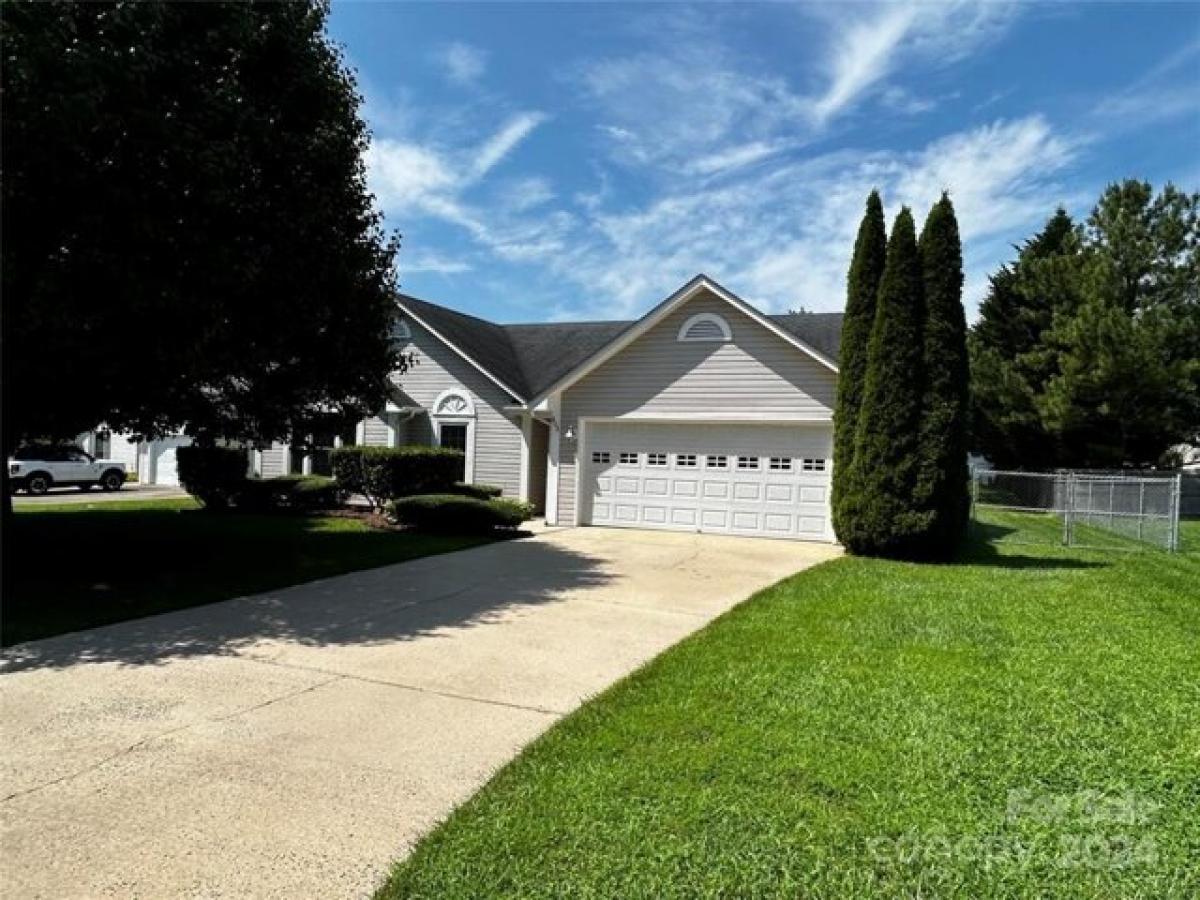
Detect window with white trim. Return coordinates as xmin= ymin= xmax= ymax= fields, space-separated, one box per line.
xmin=705 ymin=454 xmax=728 ymax=469
xmin=647 ymin=453 xmax=667 ymax=466
xmin=802 ymin=458 xmax=827 ymax=472
xmin=676 ymin=454 xmax=697 ymax=467
xmin=736 ymin=455 xmax=760 ymax=470
xmin=677 ymin=312 xmax=732 ymax=342
xmin=592 ymin=451 xmax=611 ymax=464
xmin=393 ymin=319 xmax=412 ymax=341
xmin=769 ymin=457 xmax=792 ymax=471
xmin=619 ymin=452 xmax=639 ymax=465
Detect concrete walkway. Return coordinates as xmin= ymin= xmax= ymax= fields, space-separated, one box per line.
xmin=0 ymin=527 xmax=839 ymax=899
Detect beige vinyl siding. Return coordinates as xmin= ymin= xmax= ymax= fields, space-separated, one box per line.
xmin=555 ymin=290 xmax=836 ymax=525
xmin=389 ymin=319 xmax=524 ymax=497
xmin=363 ymin=416 xmax=392 ymax=447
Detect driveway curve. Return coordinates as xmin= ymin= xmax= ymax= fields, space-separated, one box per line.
xmin=1 ymin=526 xmax=839 ymax=899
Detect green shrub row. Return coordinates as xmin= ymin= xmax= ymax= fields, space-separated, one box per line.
xmin=388 ymin=494 xmax=534 ymax=534
xmin=330 ymin=445 xmax=464 ymax=508
xmin=178 ymin=446 xmax=341 ymax=511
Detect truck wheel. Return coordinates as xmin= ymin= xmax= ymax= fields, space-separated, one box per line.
xmin=26 ymin=472 xmax=52 ymax=495
xmin=100 ymin=470 xmax=125 ymax=492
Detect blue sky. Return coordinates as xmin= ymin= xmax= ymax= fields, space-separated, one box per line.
xmin=328 ymin=1 xmax=1200 ymax=323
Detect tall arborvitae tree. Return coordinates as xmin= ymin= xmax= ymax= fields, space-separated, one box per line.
xmin=915 ymin=194 xmax=969 ymax=554
xmin=841 ymin=207 xmax=930 ymax=557
xmin=832 ymin=191 xmax=887 ymax=543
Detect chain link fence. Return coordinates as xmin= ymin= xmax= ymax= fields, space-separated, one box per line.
xmin=972 ymin=470 xmax=1183 ymax=552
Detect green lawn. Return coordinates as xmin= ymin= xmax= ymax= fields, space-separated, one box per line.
xmin=380 ymin=516 xmax=1200 ymax=899
xmin=4 ymin=498 xmax=494 ymax=645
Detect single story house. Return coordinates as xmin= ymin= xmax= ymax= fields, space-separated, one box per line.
xmin=76 ymin=429 xmax=192 ymax=486
xmin=269 ymin=274 xmax=843 ymax=543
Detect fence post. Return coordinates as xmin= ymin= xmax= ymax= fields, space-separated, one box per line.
xmin=1137 ymin=481 xmax=1145 ymax=542
xmin=1169 ymin=474 xmax=1182 ymax=553
xmin=1062 ymin=473 xmax=1072 ymax=546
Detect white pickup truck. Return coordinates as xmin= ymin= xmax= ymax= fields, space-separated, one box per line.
xmin=8 ymin=444 xmax=127 ymax=494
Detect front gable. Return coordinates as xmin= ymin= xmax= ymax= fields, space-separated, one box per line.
xmin=562 ymin=285 xmax=837 ymax=421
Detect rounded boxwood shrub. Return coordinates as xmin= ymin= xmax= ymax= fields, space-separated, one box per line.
xmin=388 ymin=494 xmax=534 ymax=534
xmin=449 ymin=482 xmax=503 ymax=500
xmin=176 ymin=445 xmax=248 ymax=509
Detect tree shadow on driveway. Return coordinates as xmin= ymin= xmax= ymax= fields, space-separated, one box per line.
xmin=0 ymin=537 xmax=614 ymax=674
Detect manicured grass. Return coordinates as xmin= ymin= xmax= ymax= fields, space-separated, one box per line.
xmin=380 ymin=515 xmax=1200 ymax=899
xmin=4 ymin=499 xmax=495 ymax=645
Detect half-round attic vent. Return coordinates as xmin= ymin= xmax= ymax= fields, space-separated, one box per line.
xmin=677 ymin=312 xmax=731 ymax=342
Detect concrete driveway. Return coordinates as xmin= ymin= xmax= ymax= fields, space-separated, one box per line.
xmin=12 ymin=484 xmax=190 ymax=506
xmin=0 ymin=526 xmax=839 ymax=899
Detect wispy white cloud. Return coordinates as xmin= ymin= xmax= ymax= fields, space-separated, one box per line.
xmin=529 ymin=116 xmax=1077 ymax=320
xmin=471 ymin=112 xmax=547 ymax=180
xmin=403 ymin=251 xmax=472 ymax=275
xmin=808 ymin=1 xmax=1019 ymax=125
xmin=372 ymin=110 xmax=1075 ymax=321
xmin=1089 ymin=38 xmax=1200 ymax=133
xmin=811 ymin=4 xmax=919 ymax=124
xmin=879 ymin=85 xmax=938 ymax=116
xmin=687 ymin=142 xmax=782 ymax=176
xmin=578 ymin=48 xmax=808 ymax=171
xmin=498 ymin=176 xmax=556 ymax=212
xmin=436 ymin=41 xmax=487 ymax=85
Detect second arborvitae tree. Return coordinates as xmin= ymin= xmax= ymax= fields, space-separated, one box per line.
xmin=842 ymin=207 xmax=930 ymax=557
xmin=915 ymin=194 xmax=970 ymax=555
xmin=832 ymin=190 xmax=887 ymax=543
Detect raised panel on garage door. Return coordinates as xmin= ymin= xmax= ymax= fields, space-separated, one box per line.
xmin=583 ymin=421 xmax=832 ymax=542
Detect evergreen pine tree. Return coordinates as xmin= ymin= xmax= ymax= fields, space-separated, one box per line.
xmin=842 ymin=207 xmax=929 ymax=557
xmin=832 ymin=191 xmax=887 ymax=542
xmin=915 ymin=194 xmax=969 ymax=555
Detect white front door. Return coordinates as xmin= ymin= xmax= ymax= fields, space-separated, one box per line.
xmin=582 ymin=421 xmax=833 ymax=542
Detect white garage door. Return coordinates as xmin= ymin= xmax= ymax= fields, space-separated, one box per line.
xmin=149 ymin=437 xmax=190 ymax=486
xmin=583 ymin=422 xmax=833 ymax=541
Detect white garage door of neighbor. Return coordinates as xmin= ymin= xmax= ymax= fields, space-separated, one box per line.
xmin=150 ymin=438 xmax=189 ymax=486
xmin=583 ymin=421 xmax=833 ymax=541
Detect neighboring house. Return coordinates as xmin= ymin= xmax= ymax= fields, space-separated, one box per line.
xmin=270 ymin=274 xmax=842 ymax=542
xmin=77 ymin=429 xmax=193 ymax=486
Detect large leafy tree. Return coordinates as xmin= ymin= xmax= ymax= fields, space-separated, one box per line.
xmin=2 ymin=1 xmax=402 ymax=454
xmin=970 ymin=182 xmax=1199 ymax=468
xmin=841 ymin=208 xmax=930 ymax=557
xmin=914 ymin=194 xmax=969 ymax=553
xmin=831 ymin=190 xmax=887 ymax=542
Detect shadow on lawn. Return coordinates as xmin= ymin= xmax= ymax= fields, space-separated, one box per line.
xmin=0 ymin=533 xmax=614 ymax=674
xmin=955 ymin=521 xmax=1109 ymax=571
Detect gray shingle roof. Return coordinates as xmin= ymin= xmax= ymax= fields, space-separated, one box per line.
xmin=768 ymin=312 xmax=843 ymax=364
xmin=396 ymin=292 xmax=842 ymax=402
xmin=397 ymin=293 xmax=532 ymax=398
